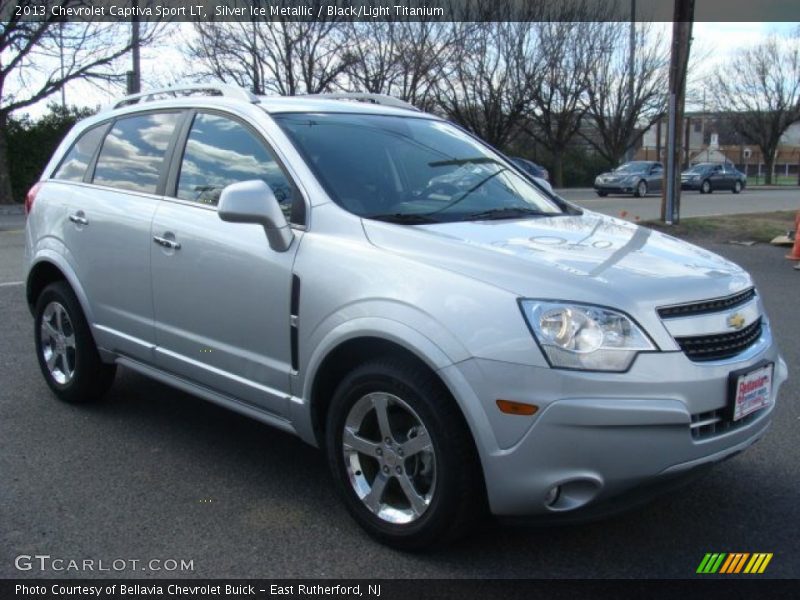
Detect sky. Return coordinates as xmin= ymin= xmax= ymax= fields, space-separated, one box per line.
xmin=15 ymin=21 xmax=800 ymax=119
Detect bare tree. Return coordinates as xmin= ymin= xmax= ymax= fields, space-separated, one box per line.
xmin=708 ymin=31 xmax=800 ymax=184
xmin=436 ymin=21 xmax=539 ymax=148
xmin=521 ymin=20 xmax=609 ymax=187
xmin=0 ymin=1 xmax=156 ymax=203
xmin=343 ymin=19 xmax=462 ymax=111
xmin=343 ymin=21 xmax=402 ymax=95
xmin=581 ymin=22 xmax=669 ymax=166
xmin=190 ymin=1 xmax=353 ymax=96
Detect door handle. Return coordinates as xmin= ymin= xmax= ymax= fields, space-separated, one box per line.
xmin=68 ymin=213 xmax=88 ymax=226
xmin=153 ymin=235 xmax=181 ymax=250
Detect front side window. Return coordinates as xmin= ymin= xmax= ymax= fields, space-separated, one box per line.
xmin=52 ymin=124 xmax=106 ymax=182
xmin=273 ymin=113 xmax=564 ymax=224
xmin=92 ymin=112 xmax=180 ymax=194
xmin=176 ymin=113 xmax=295 ymax=213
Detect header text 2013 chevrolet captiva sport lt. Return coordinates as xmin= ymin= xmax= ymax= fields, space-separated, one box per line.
xmin=24 ymin=86 xmax=787 ymax=549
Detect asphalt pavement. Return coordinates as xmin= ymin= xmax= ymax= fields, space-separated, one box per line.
xmin=0 ymin=206 xmax=798 ymax=579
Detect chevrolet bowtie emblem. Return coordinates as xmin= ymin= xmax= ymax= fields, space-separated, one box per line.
xmin=727 ymin=313 xmax=746 ymax=330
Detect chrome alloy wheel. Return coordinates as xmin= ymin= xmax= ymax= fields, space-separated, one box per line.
xmin=40 ymin=301 xmax=76 ymax=385
xmin=342 ymin=392 xmax=436 ymax=524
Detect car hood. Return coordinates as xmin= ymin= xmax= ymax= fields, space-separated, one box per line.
xmin=362 ymin=211 xmax=752 ymax=312
xmin=597 ymin=171 xmax=627 ymax=179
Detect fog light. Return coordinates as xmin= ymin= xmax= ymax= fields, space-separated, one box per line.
xmin=545 ymin=485 xmax=561 ymax=507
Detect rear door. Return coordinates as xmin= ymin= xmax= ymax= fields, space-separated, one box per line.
xmin=59 ymin=111 xmax=182 ymax=362
xmin=708 ymin=164 xmax=725 ymax=188
xmin=149 ymin=110 xmax=303 ymax=417
xmin=647 ymin=163 xmax=663 ymax=192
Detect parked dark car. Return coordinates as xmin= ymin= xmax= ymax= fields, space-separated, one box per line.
xmin=510 ymin=157 xmax=549 ymax=182
xmin=594 ymin=161 xmax=663 ymax=197
xmin=681 ymin=162 xmax=746 ymax=194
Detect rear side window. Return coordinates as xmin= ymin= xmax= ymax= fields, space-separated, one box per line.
xmin=92 ymin=112 xmax=180 ymax=194
xmin=176 ymin=112 xmax=295 ymax=212
xmin=52 ymin=125 xmax=106 ymax=182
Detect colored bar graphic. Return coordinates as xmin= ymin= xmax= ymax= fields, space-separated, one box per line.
xmin=698 ymin=552 xmax=773 ymax=574
xmin=744 ymin=553 xmax=774 ymax=574
xmin=720 ymin=553 xmax=747 ymax=574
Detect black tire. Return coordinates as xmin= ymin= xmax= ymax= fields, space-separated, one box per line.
xmin=733 ymin=180 xmax=742 ymax=194
xmin=34 ymin=281 xmax=116 ymax=403
xmin=596 ymin=191 xmax=608 ymax=197
xmin=700 ymin=179 xmax=712 ymax=194
xmin=634 ymin=180 xmax=647 ymax=198
xmin=325 ymin=358 xmax=485 ymax=550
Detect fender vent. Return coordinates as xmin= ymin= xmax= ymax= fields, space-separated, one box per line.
xmin=290 ymin=275 xmax=300 ymax=371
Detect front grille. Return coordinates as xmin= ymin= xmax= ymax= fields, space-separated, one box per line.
xmin=658 ymin=288 xmax=756 ymax=319
xmin=674 ymin=318 xmax=762 ymax=362
xmin=690 ymin=407 xmax=763 ymax=440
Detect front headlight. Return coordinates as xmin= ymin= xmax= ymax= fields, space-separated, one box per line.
xmin=519 ymin=300 xmax=656 ymax=372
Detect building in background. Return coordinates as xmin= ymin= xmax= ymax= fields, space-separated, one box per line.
xmin=637 ymin=112 xmax=800 ymax=183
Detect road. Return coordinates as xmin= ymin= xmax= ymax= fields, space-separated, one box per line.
xmin=558 ymin=187 xmax=800 ymax=220
xmin=0 ymin=210 xmax=798 ymax=579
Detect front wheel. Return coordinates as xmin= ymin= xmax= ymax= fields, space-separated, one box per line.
xmin=596 ymin=191 xmax=608 ymax=197
xmin=34 ymin=281 xmax=116 ymax=403
xmin=733 ymin=180 xmax=742 ymax=194
xmin=325 ymin=359 xmax=484 ymax=549
xmin=634 ymin=180 xmax=647 ymax=197
xmin=700 ymin=179 xmax=712 ymax=194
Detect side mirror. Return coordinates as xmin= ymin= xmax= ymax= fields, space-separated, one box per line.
xmin=218 ymin=180 xmax=294 ymax=252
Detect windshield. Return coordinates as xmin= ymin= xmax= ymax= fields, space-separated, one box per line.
xmin=272 ymin=113 xmax=564 ymax=223
xmin=614 ymin=162 xmax=650 ymax=173
xmin=686 ymin=164 xmax=711 ymax=173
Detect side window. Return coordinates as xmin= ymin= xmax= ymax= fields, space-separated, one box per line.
xmin=93 ymin=112 xmax=180 ymax=194
xmin=52 ymin=125 xmax=106 ymax=182
xmin=176 ymin=113 xmax=295 ymax=215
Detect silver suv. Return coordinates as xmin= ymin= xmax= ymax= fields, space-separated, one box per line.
xmin=24 ymin=86 xmax=787 ymax=549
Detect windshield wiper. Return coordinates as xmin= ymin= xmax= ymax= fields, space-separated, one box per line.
xmin=465 ymin=207 xmax=556 ymax=221
xmin=428 ymin=157 xmax=504 ymax=167
xmin=364 ymin=213 xmax=442 ymax=225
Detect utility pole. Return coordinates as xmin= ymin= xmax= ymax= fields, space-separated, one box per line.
xmin=625 ymin=0 xmax=636 ymax=162
xmin=126 ymin=0 xmax=141 ymax=94
xmin=661 ymin=0 xmax=695 ymax=224
xmin=58 ymin=22 xmax=66 ymax=109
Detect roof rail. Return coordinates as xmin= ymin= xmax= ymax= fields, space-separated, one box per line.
xmin=309 ymin=93 xmax=419 ymax=112
xmin=109 ymin=84 xmax=259 ymax=110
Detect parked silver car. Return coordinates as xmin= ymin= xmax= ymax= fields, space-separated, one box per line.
xmin=24 ymin=86 xmax=787 ymax=549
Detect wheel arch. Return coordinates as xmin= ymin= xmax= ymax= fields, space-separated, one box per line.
xmin=26 ymin=254 xmax=94 ymax=326
xmin=304 ymin=335 xmax=454 ymax=448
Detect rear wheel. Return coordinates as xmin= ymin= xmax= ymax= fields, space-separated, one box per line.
xmin=700 ymin=179 xmax=712 ymax=194
xmin=634 ymin=180 xmax=647 ymax=197
xmin=34 ymin=281 xmax=116 ymax=403
xmin=325 ymin=358 xmax=484 ymax=549
xmin=596 ymin=191 xmax=608 ymax=197
xmin=733 ymin=180 xmax=742 ymax=194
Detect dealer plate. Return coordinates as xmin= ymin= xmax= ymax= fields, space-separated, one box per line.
xmin=730 ymin=363 xmax=773 ymax=422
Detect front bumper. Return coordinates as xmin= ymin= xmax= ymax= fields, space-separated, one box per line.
xmin=681 ymin=179 xmax=702 ymax=190
xmin=594 ymin=182 xmax=636 ymax=194
xmin=440 ymin=332 xmax=787 ymax=517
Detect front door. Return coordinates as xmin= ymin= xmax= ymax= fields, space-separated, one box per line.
xmin=149 ymin=111 xmax=302 ymax=417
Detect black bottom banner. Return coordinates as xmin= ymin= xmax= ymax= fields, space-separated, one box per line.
xmin=2 ymin=579 xmax=798 ymax=600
